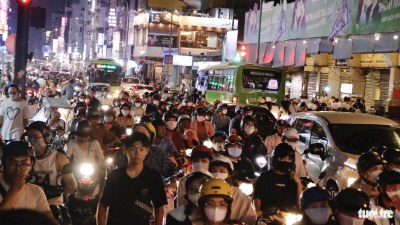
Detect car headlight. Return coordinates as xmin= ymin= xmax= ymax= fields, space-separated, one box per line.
xmin=126 ymin=128 xmax=132 ymax=136
xmin=239 ymin=182 xmax=254 ymax=196
xmin=134 ymin=116 xmax=141 ymax=124
xmin=256 ymin=156 xmax=267 ymax=168
xmin=101 ymin=105 xmax=110 ymax=111
xmin=79 ymin=163 xmax=94 ymax=177
xmin=283 ymin=212 xmax=303 ymax=225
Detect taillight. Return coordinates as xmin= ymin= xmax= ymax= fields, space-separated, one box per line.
xmin=232 ymin=96 xmax=238 ymax=104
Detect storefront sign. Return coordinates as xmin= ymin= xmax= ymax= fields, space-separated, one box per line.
xmin=179 ymin=16 xmax=236 ymax=29
xmin=173 ymin=55 xmax=193 ymax=66
xmin=360 ymin=54 xmax=389 ymax=67
xmin=147 ymin=35 xmax=177 ymax=48
xmin=134 ymin=13 xmax=150 ymax=26
xmin=150 ymin=12 xmax=179 ymax=25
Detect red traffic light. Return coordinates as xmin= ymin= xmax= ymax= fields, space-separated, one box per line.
xmin=17 ymin=0 xmax=31 ymax=5
xmin=240 ymin=45 xmax=246 ymax=57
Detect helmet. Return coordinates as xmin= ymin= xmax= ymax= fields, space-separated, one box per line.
xmin=178 ymin=114 xmax=191 ymax=123
xmin=382 ymin=148 xmax=400 ymax=165
xmin=331 ymin=188 xmax=370 ymax=211
xmin=266 ymin=97 xmax=273 ymax=102
xmin=191 ymin=145 xmax=213 ymax=160
xmin=152 ymin=94 xmax=161 ymax=101
xmin=300 ymin=186 xmax=331 ymax=208
xmin=151 ymin=118 xmax=166 ymax=128
xmin=241 ymin=106 xmax=253 ymax=114
xmin=195 ymin=107 xmax=207 ymax=115
xmin=258 ymin=97 xmax=266 ymax=104
xmin=199 ymin=178 xmax=233 ymax=203
xmin=210 ymin=156 xmax=234 ymax=174
xmin=275 ymin=120 xmax=288 ymax=127
xmin=86 ymin=108 xmax=100 ymax=118
xmin=282 ymin=128 xmax=299 ymax=139
xmin=271 ymin=143 xmax=295 ymax=171
xmin=377 ymin=170 xmax=400 ymax=188
xmin=224 ymin=135 xmax=243 ymax=147
xmin=356 ymin=151 xmax=384 ymax=172
xmin=240 ymin=115 xmax=256 ymax=130
xmin=369 ymin=146 xmax=388 ymax=155
xmin=75 ymin=119 xmax=92 ymax=137
xmin=26 ymin=121 xmax=52 ymax=142
xmin=162 ymin=112 xmax=178 ymax=122
xmin=89 ymin=87 xmax=96 ymax=92
xmin=211 ymin=130 xmax=228 ymax=141
xmin=234 ymin=105 xmax=242 ymax=114
xmin=217 ymin=103 xmax=228 ymax=111
xmin=104 ymin=109 xmax=116 ymax=116
xmin=102 ymin=87 xmax=109 ymax=92
xmin=2 ymin=141 xmax=35 ymax=166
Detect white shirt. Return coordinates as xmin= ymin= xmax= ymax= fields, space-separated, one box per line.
xmin=0 ymin=174 xmax=50 ymax=212
xmin=0 ymin=98 xmax=29 ymax=140
xmin=65 ymin=138 xmax=104 ymax=164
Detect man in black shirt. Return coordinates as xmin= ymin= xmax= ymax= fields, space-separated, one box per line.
xmin=97 ymin=132 xmax=167 ymax=225
xmin=254 ymin=143 xmax=303 ymax=217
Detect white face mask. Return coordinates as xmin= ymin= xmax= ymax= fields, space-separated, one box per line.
xmin=204 ymin=207 xmax=227 ymax=223
xmin=122 ymin=110 xmax=130 ymax=116
xmin=212 ymin=172 xmax=229 ymax=180
xmin=222 ymin=109 xmax=228 ymax=115
xmin=197 ymin=116 xmax=205 ymax=122
xmin=188 ymin=193 xmax=199 ymax=206
xmin=153 ymin=100 xmax=159 ymax=106
xmin=228 ymin=147 xmax=242 ymax=158
xmin=304 ymin=207 xmax=331 ymax=225
xmin=337 ymin=213 xmax=365 ymax=225
xmin=104 ymin=116 xmax=113 ymax=123
xmin=187 ymin=102 xmax=193 ymax=107
xmin=135 ymin=103 xmax=141 ymax=108
xmin=244 ymin=126 xmax=255 ymax=135
xmin=79 ymin=98 xmax=85 ymax=102
xmin=367 ymin=169 xmax=382 ymax=183
xmin=192 ymin=162 xmax=209 ymax=172
xmin=387 ymin=190 xmax=400 ymax=201
xmin=213 ymin=142 xmax=224 ymax=151
xmin=166 ymin=121 xmax=177 ymax=130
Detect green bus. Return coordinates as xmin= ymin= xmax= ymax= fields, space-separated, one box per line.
xmin=87 ymin=59 xmax=123 ymax=91
xmin=196 ymin=63 xmax=286 ymax=104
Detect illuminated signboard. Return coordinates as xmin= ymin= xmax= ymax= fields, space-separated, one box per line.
xmin=95 ymin=64 xmax=117 ymax=70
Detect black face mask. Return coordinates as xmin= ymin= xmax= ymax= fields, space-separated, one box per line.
xmin=274 ymin=161 xmax=295 ymax=173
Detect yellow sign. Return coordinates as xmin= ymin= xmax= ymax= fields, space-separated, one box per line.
xmin=360 ymin=54 xmax=388 ymax=68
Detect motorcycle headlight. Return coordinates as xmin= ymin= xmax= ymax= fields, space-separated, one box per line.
xmin=185 ymin=148 xmax=192 ymax=157
xmin=239 ymin=182 xmax=254 ymax=196
xmin=79 ymin=163 xmax=94 ymax=177
xmin=56 ymin=88 xmax=62 ymax=92
xmin=283 ymin=212 xmax=303 ymax=225
xmin=203 ymin=140 xmax=213 ymax=149
xmin=347 ymin=177 xmax=357 ymax=186
xmin=256 ymin=156 xmax=267 ymax=168
xmin=134 ymin=116 xmax=141 ymax=124
xmin=106 ymin=157 xmax=113 ymax=165
xmin=101 ymin=105 xmax=110 ymax=111
xmin=126 ymin=128 xmax=132 ymax=136
xmin=74 ymin=86 xmax=80 ymax=92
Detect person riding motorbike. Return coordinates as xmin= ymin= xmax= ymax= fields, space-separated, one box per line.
xmin=132 ymin=97 xmax=145 ymax=118
xmin=115 ymin=103 xmax=135 ymax=128
xmin=280 ymin=128 xmax=308 ymax=177
xmin=240 ymin=115 xmax=267 ymax=169
xmin=98 ymin=87 xmax=113 ymax=106
xmin=164 ymin=112 xmax=186 ymax=152
xmin=103 ymin=109 xmax=125 ymax=139
xmin=376 ymin=170 xmax=400 ymax=225
xmin=382 ymin=148 xmax=400 ymax=173
xmin=229 ymin=106 xmax=253 ymax=137
xmin=191 ymin=107 xmax=215 ymax=143
xmin=264 ymin=120 xmax=289 ymax=153
xmin=87 ymin=87 xmax=101 ymax=108
xmin=211 ymin=131 xmax=228 ymax=156
xmin=211 ymin=103 xmax=231 ymax=134
xmin=145 ymin=94 xmax=160 ymax=115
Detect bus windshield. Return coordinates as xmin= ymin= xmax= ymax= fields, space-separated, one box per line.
xmin=242 ymin=68 xmax=282 ymax=93
xmin=88 ymin=60 xmax=122 ymax=86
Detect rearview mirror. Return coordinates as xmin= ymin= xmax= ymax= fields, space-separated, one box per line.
xmin=306 ymin=143 xmax=327 ymax=161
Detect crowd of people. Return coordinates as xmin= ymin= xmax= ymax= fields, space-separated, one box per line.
xmin=0 ymin=76 xmax=398 ymax=225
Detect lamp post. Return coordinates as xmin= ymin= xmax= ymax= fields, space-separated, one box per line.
xmin=256 ymin=0 xmax=263 ymax=64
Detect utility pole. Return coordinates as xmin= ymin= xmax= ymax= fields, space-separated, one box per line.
xmin=14 ymin=0 xmax=32 ymax=94
xmin=256 ymin=0 xmax=263 ymax=64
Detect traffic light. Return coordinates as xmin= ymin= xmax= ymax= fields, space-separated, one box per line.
xmin=240 ymin=45 xmax=246 ymax=57
xmin=17 ymin=0 xmax=32 ymax=5
xmin=235 ymin=44 xmax=247 ymax=62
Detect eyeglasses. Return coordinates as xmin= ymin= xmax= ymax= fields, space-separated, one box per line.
xmin=7 ymin=161 xmax=32 ymax=170
xmin=226 ymin=139 xmax=243 ymax=145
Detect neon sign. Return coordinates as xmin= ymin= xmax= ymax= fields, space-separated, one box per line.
xmin=95 ymin=64 xmax=117 ymax=70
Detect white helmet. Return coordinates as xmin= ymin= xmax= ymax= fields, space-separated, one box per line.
xmin=211 ymin=155 xmax=234 ymax=172
xmin=266 ymin=97 xmax=272 ymax=102
xmin=282 ymin=128 xmax=299 ymax=139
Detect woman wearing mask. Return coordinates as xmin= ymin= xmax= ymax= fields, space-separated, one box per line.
xmin=184 ymin=129 xmax=200 ymax=149
xmin=191 ymin=107 xmax=215 ymax=143
xmin=113 ymin=98 xmax=121 ymax=115
xmin=115 ymin=103 xmax=134 ymax=128
xmin=103 ymin=109 xmax=125 ymax=139
xmin=197 ymin=178 xmax=234 ymax=225
xmin=167 ymin=172 xmax=212 ymax=225
xmin=211 ymin=104 xmax=231 ymax=134
xmin=209 ymin=156 xmax=257 ymax=225
xmin=240 ymin=116 xmax=267 ymax=168
xmin=211 ymin=131 xmax=228 ymax=156
xmin=132 ymin=97 xmax=145 ymax=118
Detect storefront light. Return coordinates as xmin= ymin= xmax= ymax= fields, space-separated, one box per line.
xmin=374 ymin=33 xmax=380 ymax=41
xmin=302 ymin=40 xmax=307 ymax=44
xmin=394 ymin=35 xmax=398 ymax=40
xmin=324 ymin=87 xmax=330 ymax=92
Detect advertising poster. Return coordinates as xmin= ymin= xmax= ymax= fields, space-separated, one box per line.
xmin=147 ymin=35 xmax=177 ymax=48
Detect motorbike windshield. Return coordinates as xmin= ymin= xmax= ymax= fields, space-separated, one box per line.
xmin=329 ymin=124 xmax=400 ymax=155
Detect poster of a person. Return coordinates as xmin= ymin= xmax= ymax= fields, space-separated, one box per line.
xmin=246 ymin=3 xmax=259 ymax=37
xmin=291 ymin=0 xmax=306 ymax=31
xmin=356 ymin=0 xmax=381 ymax=28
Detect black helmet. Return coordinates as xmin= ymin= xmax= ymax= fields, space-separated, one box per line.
xmin=234 ymin=105 xmax=242 ymax=114
xmin=89 ymin=87 xmax=96 ymax=92
xmin=377 ymin=170 xmax=400 ymax=188
xmin=151 ymin=118 xmax=166 ymax=128
xmin=331 ymin=188 xmax=370 ymax=211
xmin=356 ymin=151 xmax=385 ymax=172
xmin=86 ymin=107 xmax=100 ymax=118
xmin=300 ymin=186 xmax=331 ymax=208
xmin=369 ymin=146 xmax=388 ymax=155
xmin=102 ymin=87 xmax=109 ymax=92
xmin=162 ymin=112 xmax=178 ymax=122
xmin=240 ymin=115 xmax=256 ymax=130
xmin=25 ymin=121 xmax=52 ymax=143
xmin=217 ymin=103 xmax=228 ymax=111
xmin=195 ymin=107 xmax=207 ymax=115
xmin=152 ymin=94 xmax=161 ymax=101
xmin=2 ymin=141 xmax=35 ymax=166
xmin=271 ymin=143 xmax=295 ymax=172
xmin=75 ymin=119 xmax=92 ymax=137
xmin=382 ymin=148 xmax=400 ymax=165
xmin=241 ymin=106 xmax=253 ymax=114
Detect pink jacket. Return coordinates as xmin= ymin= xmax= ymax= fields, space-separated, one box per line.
xmin=190 ymin=120 xmax=215 ymax=140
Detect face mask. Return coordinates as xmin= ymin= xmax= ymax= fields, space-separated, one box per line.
xmin=386 ymin=190 xmax=400 ymax=201
xmin=222 ymin=109 xmax=228 ymax=115
xmin=228 ymin=147 xmax=242 ymax=158
xmin=204 ymin=207 xmax=227 ymax=223
xmin=114 ymin=102 xmax=120 ymax=107
xmin=337 ymin=213 xmax=364 ymax=225
xmin=104 ymin=116 xmax=113 ymax=123
xmin=197 ymin=116 xmax=205 ymax=122
xmin=274 ymin=161 xmax=295 ymax=173
xmin=212 ymin=172 xmax=228 ymax=180
xmin=367 ymin=169 xmax=382 ymax=183
xmin=187 ymin=102 xmax=193 ymax=107
xmin=135 ymin=103 xmax=141 ymax=108
xmin=79 ymin=98 xmax=85 ymax=102
xmin=121 ymin=101 xmax=127 ymax=105
xmin=192 ymin=162 xmax=209 ymax=172
xmin=244 ymin=126 xmax=255 ymax=135
xmin=188 ymin=194 xmax=199 ymax=206
xmin=122 ymin=110 xmax=130 ymax=116
xmin=166 ymin=121 xmax=177 ymax=130
xmin=153 ymin=100 xmax=159 ymax=106
xmin=305 ymin=207 xmax=331 ymax=225
xmin=213 ymin=142 xmax=224 ymax=151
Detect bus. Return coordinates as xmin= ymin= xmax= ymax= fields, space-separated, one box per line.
xmin=87 ymin=59 xmax=123 ymax=91
xmin=196 ymin=63 xmax=286 ymax=104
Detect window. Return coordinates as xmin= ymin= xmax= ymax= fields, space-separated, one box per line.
xmin=294 ymin=119 xmax=313 ymax=145
xmin=206 ymin=69 xmax=235 ymax=93
xmin=310 ymin=122 xmax=328 ymax=148
xmin=242 ymin=68 xmax=282 ymax=92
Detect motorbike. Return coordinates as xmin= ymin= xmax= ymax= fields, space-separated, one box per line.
xmin=26 ymin=88 xmax=38 ymax=105
xmin=66 ymin=162 xmax=103 ymax=225
xmin=256 ymin=207 xmax=303 ymax=225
